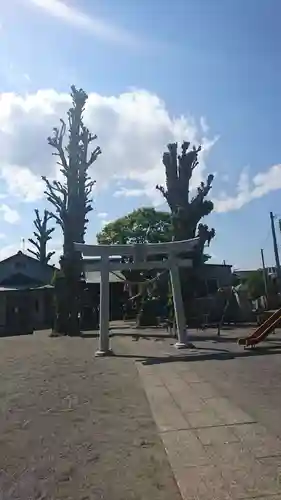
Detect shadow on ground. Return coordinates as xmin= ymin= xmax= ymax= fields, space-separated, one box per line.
xmin=113 ymin=344 xmax=281 ymax=365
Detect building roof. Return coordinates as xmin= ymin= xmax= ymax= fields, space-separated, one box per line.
xmin=205 ymin=263 xmax=232 ymax=269
xmin=0 ymin=251 xmax=58 ymax=270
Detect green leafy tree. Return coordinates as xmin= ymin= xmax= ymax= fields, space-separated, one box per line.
xmin=97 ymin=207 xmax=173 ymax=245
xmin=28 ymin=209 xmax=55 ymax=265
xmin=243 ymin=270 xmax=268 ymax=300
xmin=43 ymin=86 xmax=101 ymax=336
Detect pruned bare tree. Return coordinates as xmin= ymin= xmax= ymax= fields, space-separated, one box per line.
xmin=42 ymin=86 xmax=101 ymax=336
xmin=28 ymin=209 xmax=55 ymax=265
xmin=156 ymin=141 xmax=215 ymax=255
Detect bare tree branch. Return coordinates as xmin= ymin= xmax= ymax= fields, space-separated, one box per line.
xmin=28 ymin=238 xmax=40 ymax=251
xmin=27 ymin=209 xmax=56 ymax=265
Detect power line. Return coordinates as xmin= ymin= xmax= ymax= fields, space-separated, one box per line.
xmin=259 ymin=227 xmax=271 ymax=248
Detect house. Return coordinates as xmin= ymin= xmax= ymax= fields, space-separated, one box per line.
xmin=196 ymin=263 xmax=233 ymax=296
xmin=0 ymin=251 xmax=56 ymax=334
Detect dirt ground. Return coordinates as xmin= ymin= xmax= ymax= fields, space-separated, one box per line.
xmin=0 ymin=330 xmax=181 ymax=500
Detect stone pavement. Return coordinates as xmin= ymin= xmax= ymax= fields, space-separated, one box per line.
xmin=115 ymin=330 xmax=281 ymax=500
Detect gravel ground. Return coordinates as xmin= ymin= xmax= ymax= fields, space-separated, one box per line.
xmin=0 ymin=330 xmax=181 ymax=500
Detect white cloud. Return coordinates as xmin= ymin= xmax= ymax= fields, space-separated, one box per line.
xmin=214 ymin=164 xmax=281 ymax=213
xmin=2 ymin=88 xmax=280 ymax=219
xmin=0 ymin=204 xmax=20 ymax=224
xmin=1 ymin=166 xmax=44 ymax=202
xmin=0 ymin=88 xmax=217 ymax=204
xmin=114 ymin=187 xmax=147 ymax=198
xmin=113 ymin=186 xmax=164 ymax=207
xmin=200 ymin=116 xmax=209 ymax=134
xmin=26 ymin=0 xmax=141 ymax=47
xmin=97 ymin=212 xmax=108 ymax=219
xmin=2 ymin=86 xmax=280 ymax=214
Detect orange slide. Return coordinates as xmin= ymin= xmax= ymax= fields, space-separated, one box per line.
xmin=238 ymin=307 xmax=281 ymax=347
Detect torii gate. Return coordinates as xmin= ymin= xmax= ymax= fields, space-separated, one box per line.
xmin=74 ymin=238 xmax=199 ymax=356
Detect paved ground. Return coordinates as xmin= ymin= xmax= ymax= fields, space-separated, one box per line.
xmin=183 ymin=328 xmax=281 ymax=440
xmin=0 ymin=330 xmax=181 ymax=500
xmin=2 ymin=325 xmax=281 ymax=500
xmin=114 ymin=326 xmax=281 ymax=500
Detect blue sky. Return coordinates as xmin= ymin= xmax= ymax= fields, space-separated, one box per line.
xmin=0 ymin=0 xmax=281 ymax=269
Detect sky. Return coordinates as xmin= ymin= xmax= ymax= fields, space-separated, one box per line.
xmin=0 ymin=0 xmax=281 ymax=270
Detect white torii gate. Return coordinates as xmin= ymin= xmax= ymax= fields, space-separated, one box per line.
xmin=74 ymin=238 xmax=199 ymax=356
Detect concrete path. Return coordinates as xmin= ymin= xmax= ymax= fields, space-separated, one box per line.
xmin=116 ymin=331 xmax=281 ymax=500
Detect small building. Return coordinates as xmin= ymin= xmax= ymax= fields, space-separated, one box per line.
xmin=196 ymin=263 xmax=233 ymax=296
xmin=0 ymin=251 xmax=56 ymax=334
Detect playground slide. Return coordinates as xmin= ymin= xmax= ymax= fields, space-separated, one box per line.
xmin=238 ymin=307 xmax=281 ymax=347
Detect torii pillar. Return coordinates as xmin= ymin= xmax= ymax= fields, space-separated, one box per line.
xmin=169 ymin=258 xmax=190 ymax=348
xmin=98 ymin=256 xmax=111 ymax=356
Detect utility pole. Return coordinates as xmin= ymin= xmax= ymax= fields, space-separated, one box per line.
xmin=270 ymin=211 xmax=281 ymax=291
xmin=260 ymin=248 xmax=268 ymax=298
